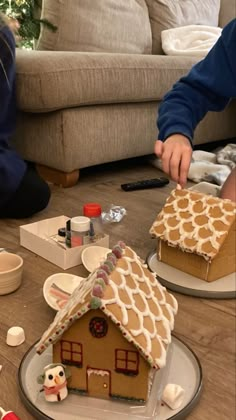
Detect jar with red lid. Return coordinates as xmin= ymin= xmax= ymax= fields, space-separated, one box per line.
xmin=83 ymin=203 xmax=104 ymax=240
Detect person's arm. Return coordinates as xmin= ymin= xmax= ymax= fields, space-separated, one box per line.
xmin=158 ymin=19 xmax=236 ymax=143
xmin=156 ymin=19 xmax=236 ymax=187
xmin=219 ymin=168 xmax=236 ymax=202
xmin=0 ymin=18 xmax=16 ymax=139
xmin=0 ymin=19 xmax=26 ymax=202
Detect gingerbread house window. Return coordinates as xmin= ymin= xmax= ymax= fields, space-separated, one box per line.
xmin=60 ymin=340 xmax=83 ymax=367
xmin=115 ymin=349 xmax=139 ymax=376
xmin=89 ymin=317 xmax=108 ymax=338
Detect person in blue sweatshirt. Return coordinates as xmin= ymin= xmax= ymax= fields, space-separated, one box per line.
xmin=0 ymin=14 xmax=50 ymax=218
xmin=155 ymin=18 xmax=236 ymax=202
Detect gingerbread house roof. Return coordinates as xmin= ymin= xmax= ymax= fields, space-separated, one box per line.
xmin=36 ymin=242 xmax=178 ymax=370
xmin=150 ymin=189 xmax=236 ymax=261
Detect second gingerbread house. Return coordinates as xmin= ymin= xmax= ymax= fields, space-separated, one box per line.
xmin=150 ymin=189 xmax=236 ymax=282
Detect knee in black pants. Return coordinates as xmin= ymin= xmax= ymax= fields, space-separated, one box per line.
xmin=0 ymin=165 xmax=51 ymax=219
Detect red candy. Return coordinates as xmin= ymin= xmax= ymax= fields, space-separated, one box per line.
xmin=112 ymin=246 xmax=122 ymax=258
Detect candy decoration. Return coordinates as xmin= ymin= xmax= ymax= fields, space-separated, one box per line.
xmin=117 ymin=241 xmax=126 ymax=249
xmin=112 ymin=245 xmax=123 ymax=258
xmin=96 ymin=278 xmax=106 ymax=290
xmin=92 ymin=284 xmax=104 ymax=298
xmin=90 ymin=296 xmax=102 ymax=309
xmin=37 ymin=364 xmax=70 ymax=403
xmin=100 ymin=264 xmax=111 ymax=274
xmin=89 ymin=317 xmax=108 ymax=338
xmin=162 ymin=384 xmax=185 ymax=410
xmin=103 ymin=260 xmax=114 ymax=272
xmin=91 ymin=243 xmax=126 ymax=305
xmin=96 ymin=269 xmax=109 ymax=284
xmin=106 ymin=253 xmax=117 ymax=265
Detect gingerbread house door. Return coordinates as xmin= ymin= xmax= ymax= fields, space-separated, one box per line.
xmin=86 ymin=367 xmax=111 ymax=398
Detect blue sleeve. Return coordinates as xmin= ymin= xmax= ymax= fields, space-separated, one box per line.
xmin=0 ymin=22 xmax=26 ymax=203
xmin=0 ymin=23 xmax=16 ymax=139
xmin=157 ymin=18 xmax=236 ymax=143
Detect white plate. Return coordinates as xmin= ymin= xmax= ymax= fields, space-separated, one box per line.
xmin=18 ymin=336 xmax=202 ymax=420
xmin=43 ymin=273 xmax=85 ymax=311
xmin=188 ymin=182 xmax=221 ymax=197
xmin=147 ymin=251 xmax=236 ymax=299
xmin=81 ymin=246 xmax=111 ymax=272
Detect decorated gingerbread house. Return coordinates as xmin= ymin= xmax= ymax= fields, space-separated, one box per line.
xmin=36 ymin=242 xmax=178 ymax=402
xmin=150 ymin=189 xmax=236 ymax=282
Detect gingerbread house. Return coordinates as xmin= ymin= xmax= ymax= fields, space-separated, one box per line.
xmin=36 ymin=242 xmax=178 ymax=402
xmin=150 ymin=189 xmax=236 ymax=282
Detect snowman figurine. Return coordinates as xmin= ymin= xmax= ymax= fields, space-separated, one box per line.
xmin=37 ymin=363 xmax=71 ymax=402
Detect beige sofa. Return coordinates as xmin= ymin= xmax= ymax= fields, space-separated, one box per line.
xmin=13 ymin=0 xmax=236 ymax=186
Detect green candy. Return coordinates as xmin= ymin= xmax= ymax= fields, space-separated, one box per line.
xmin=90 ymin=296 xmax=101 ymax=309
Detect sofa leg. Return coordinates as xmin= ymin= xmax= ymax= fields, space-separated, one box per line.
xmin=36 ymin=164 xmax=80 ymax=187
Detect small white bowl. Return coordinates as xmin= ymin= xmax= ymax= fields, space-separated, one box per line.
xmin=0 ymin=253 xmax=23 ymax=295
xmin=43 ymin=273 xmax=84 ymax=311
xmin=81 ymin=246 xmax=111 ymax=273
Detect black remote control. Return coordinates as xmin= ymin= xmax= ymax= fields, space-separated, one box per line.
xmin=121 ymin=177 xmax=169 ymax=191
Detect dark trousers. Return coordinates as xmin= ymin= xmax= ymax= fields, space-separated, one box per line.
xmin=0 ymin=163 xmax=51 ymax=219
xmin=0 ymin=21 xmax=51 ymax=218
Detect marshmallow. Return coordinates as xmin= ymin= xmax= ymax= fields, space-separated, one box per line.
xmin=162 ymin=383 xmax=185 ymax=410
xmin=6 ymin=326 xmax=25 ymax=347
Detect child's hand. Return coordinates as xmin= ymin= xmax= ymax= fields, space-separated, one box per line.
xmin=155 ymin=134 xmax=192 ymax=188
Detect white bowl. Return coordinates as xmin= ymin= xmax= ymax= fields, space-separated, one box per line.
xmin=81 ymin=246 xmax=111 ymax=273
xmin=0 ymin=253 xmax=23 ymax=295
xmin=43 ymin=273 xmax=84 ymax=311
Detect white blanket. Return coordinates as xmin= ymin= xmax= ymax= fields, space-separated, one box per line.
xmin=161 ymin=25 xmax=222 ymax=56
xmin=150 ymin=144 xmax=236 ymax=186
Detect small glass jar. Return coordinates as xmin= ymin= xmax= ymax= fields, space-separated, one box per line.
xmin=70 ymin=216 xmax=90 ymax=247
xmin=83 ymin=203 xmax=104 ymax=240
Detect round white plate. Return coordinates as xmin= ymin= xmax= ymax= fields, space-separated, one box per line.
xmin=43 ymin=273 xmax=85 ymax=311
xmin=18 ymin=336 xmax=202 ymax=420
xmin=81 ymin=246 xmax=111 ymax=272
xmin=147 ymin=250 xmax=236 ymax=299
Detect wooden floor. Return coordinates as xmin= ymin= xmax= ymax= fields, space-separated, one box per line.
xmin=0 ymin=157 xmax=235 ymax=419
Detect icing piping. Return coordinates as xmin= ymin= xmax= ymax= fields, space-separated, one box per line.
xmin=87 ymin=369 xmax=109 ymax=377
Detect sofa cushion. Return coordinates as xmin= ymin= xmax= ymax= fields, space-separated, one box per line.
xmin=145 ymin=0 xmax=221 ymax=54
xmin=16 ymin=49 xmax=201 ymax=112
xmin=37 ymin=0 xmax=152 ymax=55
